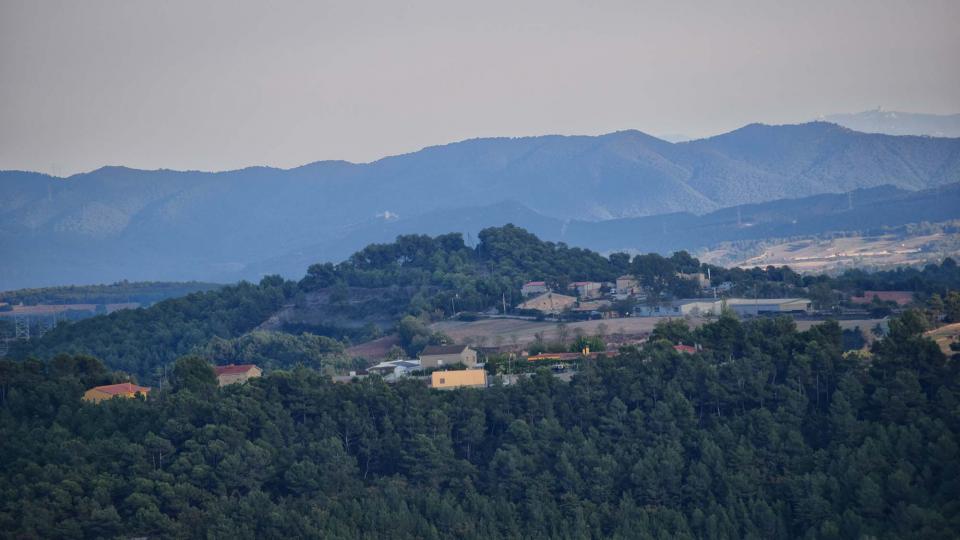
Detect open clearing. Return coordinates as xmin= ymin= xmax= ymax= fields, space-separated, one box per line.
xmin=926 ymin=322 xmax=960 ymax=356
xmin=700 ymin=233 xmax=956 ymax=273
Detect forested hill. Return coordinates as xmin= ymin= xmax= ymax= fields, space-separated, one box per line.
xmin=9 ymin=225 xmax=960 ymax=383
xmin=0 ymin=281 xmax=222 ymax=306
xmin=3 ymin=122 xmax=959 ymax=288
xmin=1 ymin=310 xmax=957 ymax=537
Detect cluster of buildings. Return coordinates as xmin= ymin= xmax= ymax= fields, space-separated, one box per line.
xmin=336 ymin=344 xmax=488 ymax=389
xmin=82 ymin=363 xmax=263 ymax=403
xmin=517 ymin=279 xmax=610 ymax=316
xmin=635 ymin=298 xmax=812 ymax=317
xmin=519 ymin=274 xmax=809 ymax=320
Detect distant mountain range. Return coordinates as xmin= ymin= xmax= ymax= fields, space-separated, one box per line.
xmin=821 ymin=109 xmax=960 ymax=138
xmin=1 ymin=122 xmax=958 ymax=289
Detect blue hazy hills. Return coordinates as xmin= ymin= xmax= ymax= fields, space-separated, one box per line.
xmin=1 ymin=122 xmax=958 ymax=289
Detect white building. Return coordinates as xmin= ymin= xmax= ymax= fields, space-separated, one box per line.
xmin=635 ymin=298 xmax=811 ymax=317
xmin=367 ymin=359 xmax=422 ymax=381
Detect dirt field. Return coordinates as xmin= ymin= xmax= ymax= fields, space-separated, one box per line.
xmin=700 ymin=233 xmax=956 ymax=273
xmin=925 ymin=322 xmax=960 ymax=356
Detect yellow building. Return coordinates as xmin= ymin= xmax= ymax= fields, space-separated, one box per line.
xmin=431 ymin=369 xmax=487 ymax=390
xmin=83 ymin=383 xmax=150 ymax=403
xmin=212 ymin=364 xmax=263 ymax=386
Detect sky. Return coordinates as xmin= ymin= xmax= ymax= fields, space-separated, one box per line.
xmin=1 ymin=0 xmax=958 ymax=176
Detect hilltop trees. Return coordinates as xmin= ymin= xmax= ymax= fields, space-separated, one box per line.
xmin=170 ymin=356 xmax=217 ymax=394
xmin=8 ymin=226 xmax=960 ymax=385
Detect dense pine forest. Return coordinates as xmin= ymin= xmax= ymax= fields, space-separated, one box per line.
xmin=1 ymin=226 xmax=959 ymax=537
xmin=0 ymin=281 xmax=222 ymax=307
xmin=1 ymin=310 xmax=958 ymax=538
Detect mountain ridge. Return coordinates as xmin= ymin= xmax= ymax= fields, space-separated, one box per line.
xmin=2 ymin=122 xmax=959 ymax=288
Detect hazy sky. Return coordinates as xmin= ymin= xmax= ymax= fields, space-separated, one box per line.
xmin=1 ymin=0 xmax=958 ymax=175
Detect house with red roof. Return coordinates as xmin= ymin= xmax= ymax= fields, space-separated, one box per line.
xmin=521 ymin=281 xmax=549 ymax=296
xmin=83 ymin=382 xmax=150 ymax=403
xmin=213 ymin=364 xmax=262 ymax=386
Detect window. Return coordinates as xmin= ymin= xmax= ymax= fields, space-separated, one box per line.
xmin=439 ymin=378 xmax=445 ymax=384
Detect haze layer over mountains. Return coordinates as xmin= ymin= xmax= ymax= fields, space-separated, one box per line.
xmin=2 ymin=121 xmax=959 ymax=289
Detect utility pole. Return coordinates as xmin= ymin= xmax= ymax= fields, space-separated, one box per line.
xmin=14 ymin=316 xmax=29 ymax=340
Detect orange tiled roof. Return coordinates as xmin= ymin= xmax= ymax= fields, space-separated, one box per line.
xmin=213 ymin=364 xmax=259 ymax=376
xmin=90 ymin=382 xmax=150 ymax=395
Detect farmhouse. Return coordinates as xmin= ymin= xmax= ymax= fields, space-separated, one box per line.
xmin=83 ymin=383 xmax=150 ymax=403
xmin=213 ymin=364 xmax=262 ymax=386
xmin=517 ymin=292 xmax=577 ymax=315
xmin=616 ymin=275 xmax=639 ymax=295
xmin=419 ymin=344 xmax=478 ymax=369
xmin=431 ymin=369 xmax=487 ymax=389
xmin=521 ymin=281 xmax=549 ymax=296
xmin=568 ymin=281 xmax=602 ymax=298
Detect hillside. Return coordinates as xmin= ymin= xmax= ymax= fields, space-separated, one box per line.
xmin=10 ymin=225 xmax=960 ymax=382
xmin=2 ymin=123 xmax=959 ymax=289
xmin=252 ymin=183 xmax=960 ymax=277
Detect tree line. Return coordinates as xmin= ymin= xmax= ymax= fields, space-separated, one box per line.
xmin=0 ymin=310 xmax=957 ymax=538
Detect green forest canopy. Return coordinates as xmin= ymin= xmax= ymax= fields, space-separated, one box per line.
xmin=0 ymin=311 xmax=957 ymax=538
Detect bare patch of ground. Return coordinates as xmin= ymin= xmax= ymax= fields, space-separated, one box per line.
xmin=700 ymin=233 xmax=957 ymax=273
xmin=925 ymin=322 xmax=960 ymax=356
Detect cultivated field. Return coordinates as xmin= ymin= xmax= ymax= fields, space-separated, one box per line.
xmin=700 ymin=232 xmax=957 ymax=273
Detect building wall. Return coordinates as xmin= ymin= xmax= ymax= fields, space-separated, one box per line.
xmin=616 ymin=277 xmax=638 ymax=292
xmin=726 ymin=299 xmax=811 ymax=316
xmin=217 ymin=367 xmax=262 ymax=387
xmin=82 ymin=389 xmax=144 ymax=403
xmin=431 ymin=369 xmax=487 ymax=389
xmin=420 ymin=349 xmax=477 ymax=369
xmin=82 ymin=389 xmax=113 ymax=403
